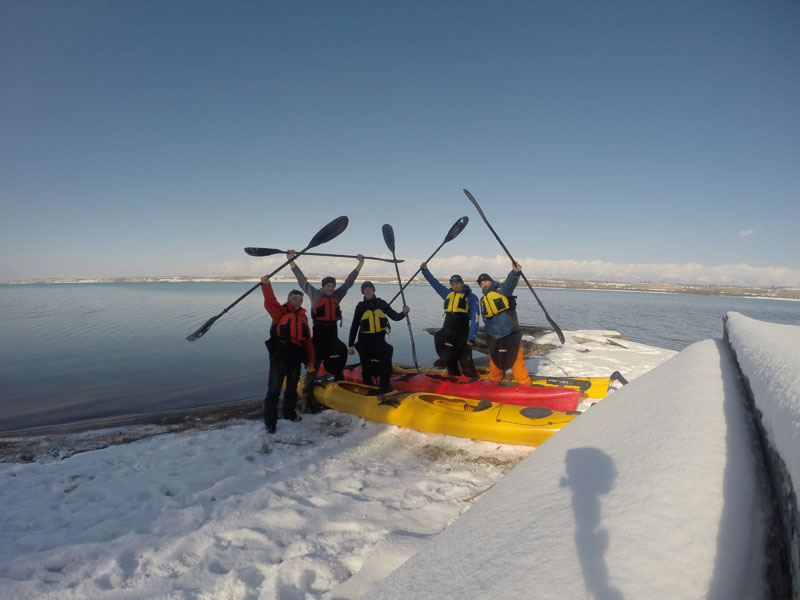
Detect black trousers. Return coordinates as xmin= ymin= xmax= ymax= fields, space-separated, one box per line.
xmin=355 ymin=334 xmax=393 ymax=388
xmin=264 ymin=342 xmax=303 ymax=428
xmin=312 ymin=323 xmax=347 ymax=380
xmin=434 ymin=327 xmax=478 ymax=378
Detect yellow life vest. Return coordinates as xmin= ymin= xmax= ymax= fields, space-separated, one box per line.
xmin=360 ymin=308 xmax=389 ymax=334
xmin=481 ymin=291 xmax=513 ymax=319
xmin=443 ymin=291 xmax=469 ymax=314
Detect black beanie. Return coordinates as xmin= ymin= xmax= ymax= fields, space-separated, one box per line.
xmin=449 ymin=274 xmax=464 ymax=285
xmin=477 ymin=273 xmax=493 ymax=284
xmin=361 ymin=280 xmax=375 ymax=293
xmin=321 ymin=276 xmax=336 ymax=287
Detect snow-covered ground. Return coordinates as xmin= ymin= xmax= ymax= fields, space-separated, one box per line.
xmin=3 ymin=318 xmax=793 ymax=599
xmin=366 ymin=313 xmax=799 ymax=600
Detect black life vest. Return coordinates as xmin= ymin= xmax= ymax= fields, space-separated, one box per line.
xmin=313 ymin=295 xmax=342 ymax=324
xmin=443 ymin=291 xmax=470 ymax=331
xmin=443 ymin=291 xmax=469 ymax=314
xmin=360 ymin=308 xmax=389 ymax=334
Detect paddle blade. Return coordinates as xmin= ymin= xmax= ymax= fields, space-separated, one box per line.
xmin=444 ymin=216 xmax=469 ymax=242
xmin=186 ymin=316 xmax=218 ymax=342
xmin=610 ymin=371 xmax=629 ymax=386
xmin=381 ymin=224 xmax=396 ymax=253
xmin=244 ymin=247 xmax=281 ymax=257
xmin=309 ymin=215 xmax=349 ymax=249
xmin=463 ymin=189 xmax=486 ymax=217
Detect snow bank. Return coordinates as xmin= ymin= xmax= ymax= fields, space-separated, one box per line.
xmin=367 ymin=339 xmax=766 ymax=599
xmin=724 ymin=311 xmax=800 ymax=597
xmin=724 ymin=312 xmax=800 ymax=511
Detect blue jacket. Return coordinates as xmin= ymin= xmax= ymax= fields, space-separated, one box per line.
xmin=479 ymin=270 xmax=521 ymax=339
xmin=422 ymin=268 xmax=479 ymax=342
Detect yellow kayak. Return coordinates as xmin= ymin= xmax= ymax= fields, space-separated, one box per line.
xmin=390 ymin=364 xmax=624 ymax=399
xmin=307 ymin=380 xmax=579 ymax=447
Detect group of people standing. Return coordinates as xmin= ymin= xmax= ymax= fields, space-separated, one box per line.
xmin=260 ymin=251 xmax=530 ymax=433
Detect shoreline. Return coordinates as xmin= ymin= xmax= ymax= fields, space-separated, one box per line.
xmin=0 ymin=398 xmax=264 ymax=463
xmin=4 ymin=276 xmax=799 ymax=300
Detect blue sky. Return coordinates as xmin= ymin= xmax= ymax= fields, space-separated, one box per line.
xmin=2 ymin=1 xmax=799 ymax=286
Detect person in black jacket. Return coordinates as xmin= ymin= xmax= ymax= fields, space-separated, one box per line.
xmin=347 ymin=281 xmax=410 ymax=392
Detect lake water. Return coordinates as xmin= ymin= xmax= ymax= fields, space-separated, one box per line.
xmin=1 ymin=282 xmax=798 ymax=432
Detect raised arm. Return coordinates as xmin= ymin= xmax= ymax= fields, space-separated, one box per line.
xmin=421 ymin=263 xmax=449 ymax=299
xmin=260 ymin=276 xmax=283 ymax=321
xmin=336 ymin=254 xmax=364 ymax=301
xmin=288 ymin=250 xmax=321 ymax=303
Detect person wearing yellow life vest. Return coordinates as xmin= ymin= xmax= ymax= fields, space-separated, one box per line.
xmin=261 ymin=275 xmax=315 ymax=434
xmin=477 ymin=262 xmax=532 ymax=385
xmin=287 ymin=250 xmax=365 ymax=411
xmin=420 ymin=263 xmax=479 ymax=378
xmin=347 ymin=281 xmax=410 ymax=392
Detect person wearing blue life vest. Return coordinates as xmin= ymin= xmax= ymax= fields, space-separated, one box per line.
xmin=477 ymin=261 xmax=532 ymax=385
xmin=420 ymin=263 xmax=479 ymax=378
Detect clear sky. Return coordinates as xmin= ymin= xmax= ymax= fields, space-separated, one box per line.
xmin=2 ymin=1 xmax=799 ymax=287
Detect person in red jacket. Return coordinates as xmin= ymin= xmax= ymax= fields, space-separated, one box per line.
xmin=261 ymin=274 xmax=315 ymax=434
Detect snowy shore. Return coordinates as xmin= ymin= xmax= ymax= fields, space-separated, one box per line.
xmin=2 ymin=317 xmax=797 ymax=598
xmin=0 ymin=330 xmax=669 ymax=599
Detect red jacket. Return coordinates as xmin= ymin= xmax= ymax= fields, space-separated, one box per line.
xmin=262 ymin=282 xmax=315 ymax=366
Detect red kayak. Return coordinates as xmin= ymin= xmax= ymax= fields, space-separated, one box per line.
xmin=342 ymin=365 xmax=582 ymax=412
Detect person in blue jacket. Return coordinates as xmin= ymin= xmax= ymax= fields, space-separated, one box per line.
xmin=421 ymin=263 xmax=479 ymax=378
xmin=477 ymin=261 xmax=532 ymax=384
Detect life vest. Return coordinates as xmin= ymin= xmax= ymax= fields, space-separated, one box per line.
xmin=443 ymin=291 xmax=469 ymax=314
xmin=442 ymin=291 xmax=470 ymax=331
xmin=313 ymin=295 xmax=342 ymax=324
xmin=481 ymin=291 xmax=517 ymax=319
xmin=274 ymin=309 xmax=310 ymax=344
xmin=360 ymin=308 xmax=389 ymax=334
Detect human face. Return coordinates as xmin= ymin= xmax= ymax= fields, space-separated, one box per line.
xmin=288 ymin=295 xmax=303 ymax=310
xmin=322 ymin=282 xmax=336 ymax=295
xmin=451 ymin=281 xmax=464 ymax=293
xmin=363 ymin=287 xmax=375 ymax=300
xmin=479 ymin=279 xmax=493 ymax=292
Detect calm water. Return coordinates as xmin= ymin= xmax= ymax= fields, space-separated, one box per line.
xmin=1 ymin=282 xmax=798 ymax=432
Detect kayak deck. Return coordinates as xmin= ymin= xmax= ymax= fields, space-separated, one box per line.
xmin=307 ymin=379 xmax=580 ymax=447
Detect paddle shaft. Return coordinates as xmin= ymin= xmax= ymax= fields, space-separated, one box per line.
xmin=392 ymin=252 xmax=420 ymax=371
xmin=187 ymin=216 xmax=348 ymax=342
xmin=464 ymin=189 xmax=565 ymax=344
xmin=185 ymin=246 xmax=317 ymax=342
xmin=246 ymin=248 xmax=402 ymax=263
xmin=388 ymin=238 xmax=448 ymax=304
xmin=382 ymin=224 xmax=420 ymax=371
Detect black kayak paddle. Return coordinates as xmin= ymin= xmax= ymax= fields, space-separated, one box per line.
xmin=382 ymin=224 xmax=420 ymax=371
xmin=186 ymin=215 xmax=349 ymax=342
xmin=244 ymin=247 xmax=402 ymax=263
xmin=389 ymin=216 xmax=469 ymax=304
xmin=463 ymin=188 xmax=565 ymax=345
